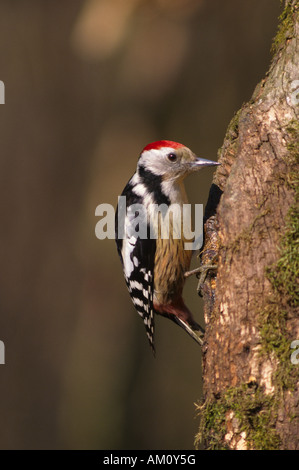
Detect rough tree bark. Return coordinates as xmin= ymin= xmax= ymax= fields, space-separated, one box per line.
xmin=196 ymin=0 xmax=299 ymax=450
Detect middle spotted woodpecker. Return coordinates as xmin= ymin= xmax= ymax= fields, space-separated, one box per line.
xmin=115 ymin=140 xmax=219 ymax=354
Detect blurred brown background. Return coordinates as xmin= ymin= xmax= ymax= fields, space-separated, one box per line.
xmin=0 ymin=0 xmax=280 ymax=450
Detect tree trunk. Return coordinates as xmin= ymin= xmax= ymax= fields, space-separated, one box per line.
xmin=196 ymin=0 xmax=299 ymax=450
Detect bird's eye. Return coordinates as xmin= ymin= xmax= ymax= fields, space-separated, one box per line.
xmin=167 ymin=153 xmax=177 ymax=162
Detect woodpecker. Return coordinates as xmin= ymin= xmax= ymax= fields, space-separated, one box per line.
xmin=115 ymin=140 xmax=219 ymax=354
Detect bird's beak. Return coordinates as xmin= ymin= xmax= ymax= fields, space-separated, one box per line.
xmin=190 ymin=157 xmax=220 ymax=170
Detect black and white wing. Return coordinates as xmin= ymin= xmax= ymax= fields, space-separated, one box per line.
xmin=115 ymin=181 xmax=156 ymax=354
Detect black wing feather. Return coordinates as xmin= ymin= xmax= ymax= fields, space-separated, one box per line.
xmin=115 ymin=179 xmax=156 ymax=353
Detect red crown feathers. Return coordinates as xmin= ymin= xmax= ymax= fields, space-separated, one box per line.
xmin=142 ymin=140 xmax=185 ymax=152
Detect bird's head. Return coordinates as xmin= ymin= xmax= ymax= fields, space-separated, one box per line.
xmin=137 ymin=140 xmax=219 ymax=181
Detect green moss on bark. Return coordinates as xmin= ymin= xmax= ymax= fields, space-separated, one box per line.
xmin=195 ymin=383 xmax=281 ymax=450
xmin=257 ymin=118 xmax=298 ymax=433
xmin=265 ymin=119 xmax=299 ymax=309
xmin=272 ymin=1 xmax=297 ymax=55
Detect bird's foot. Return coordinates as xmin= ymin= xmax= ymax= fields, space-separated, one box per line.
xmin=184 ymin=264 xmax=218 ymax=297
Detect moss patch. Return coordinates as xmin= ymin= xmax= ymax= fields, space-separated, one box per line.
xmin=271 ymin=1 xmax=297 ymax=55
xmin=265 ymin=118 xmax=299 ymax=308
xmin=258 ymin=300 xmax=297 ymax=391
xmin=268 ymin=120 xmax=299 ymax=307
xmin=266 ymin=204 xmax=299 ymax=306
xmin=195 ymin=383 xmax=281 ymax=450
xmin=256 ymin=118 xmax=299 ymax=435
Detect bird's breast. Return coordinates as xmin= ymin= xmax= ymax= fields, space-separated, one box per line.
xmin=153 ymin=203 xmax=192 ymax=305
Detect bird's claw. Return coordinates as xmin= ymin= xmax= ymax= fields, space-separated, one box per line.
xmin=185 ymin=264 xmax=218 ymax=297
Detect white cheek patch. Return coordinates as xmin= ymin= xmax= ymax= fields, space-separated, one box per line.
xmin=139 ymin=147 xmax=175 ymax=176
